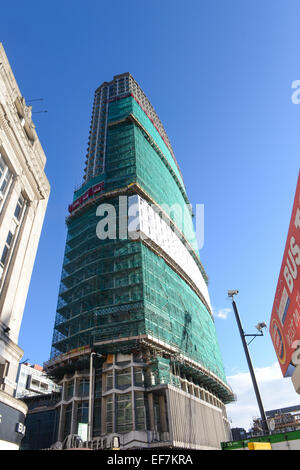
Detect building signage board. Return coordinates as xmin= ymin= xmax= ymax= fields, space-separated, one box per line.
xmin=0 ymin=401 xmax=26 ymax=448
xmin=270 ymin=171 xmax=300 ymax=376
xmin=68 ymin=181 xmax=105 ymax=214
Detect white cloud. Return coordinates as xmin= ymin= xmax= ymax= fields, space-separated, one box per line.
xmin=213 ymin=307 xmax=231 ymax=320
xmin=226 ymin=362 xmax=300 ymax=431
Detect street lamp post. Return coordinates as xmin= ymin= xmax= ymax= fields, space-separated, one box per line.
xmin=228 ymin=290 xmax=270 ymax=435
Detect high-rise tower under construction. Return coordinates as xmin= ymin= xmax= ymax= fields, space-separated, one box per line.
xmin=45 ymin=73 xmax=234 ymax=450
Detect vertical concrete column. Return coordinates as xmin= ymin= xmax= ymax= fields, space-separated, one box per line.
xmin=101 ymin=396 xmax=106 ymax=435
xmin=74 ymin=373 xmax=79 ymax=397
xmin=57 ymin=404 xmax=65 ymax=442
xmin=147 ymin=392 xmax=155 ymax=431
xmin=70 ymin=400 xmax=76 ymax=435
xmin=165 ymin=388 xmax=173 ymax=441
xmin=158 ymin=394 xmax=168 ymax=433
xmin=61 ymin=378 xmax=66 ymax=402
xmin=131 ymin=365 xmax=135 ymax=431
xmin=111 ymin=360 xmax=115 ymax=434
xmin=112 ymin=391 xmax=115 ymax=434
xmin=101 ymin=369 xmax=106 ymax=435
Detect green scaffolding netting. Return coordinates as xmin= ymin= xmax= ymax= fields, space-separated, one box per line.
xmin=50 ymin=95 xmax=231 ymax=402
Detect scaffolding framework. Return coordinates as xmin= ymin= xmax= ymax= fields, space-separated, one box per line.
xmin=49 ymin=86 xmax=233 ymax=407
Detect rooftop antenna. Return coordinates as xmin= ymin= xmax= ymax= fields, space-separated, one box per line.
xmin=20 ymin=358 xmax=29 ymax=364
xmin=27 ymin=98 xmax=48 ymax=114
xmin=27 ymin=98 xmax=44 ymax=103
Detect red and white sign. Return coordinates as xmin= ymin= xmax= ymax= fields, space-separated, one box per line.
xmin=270 ymin=171 xmax=300 ymax=376
xmin=68 ymin=181 xmax=105 ymax=214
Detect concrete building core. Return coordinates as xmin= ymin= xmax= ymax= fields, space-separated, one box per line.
xmin=45 ymin=73 xmax=233 ymax=450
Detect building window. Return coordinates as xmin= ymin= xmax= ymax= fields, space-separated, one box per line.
xmin=0 ymin=154 xmax=5 ymax=180
xmin=0 ymin=154 xmax=12 ymax=203
xmin=65 ymin=381 xmax=74 ymax=400
xmin=77 ymin=401 xmax=89 ymax=425
xmin=116 ymin=368 xmax=131 ymax=390
xmin=153 ymin=395 xmax=161 ymax=432
xmin=64 ymin=404 xmax=72 ymax=438
xmin=0 ymin=361 xmax=9 ymax=389
xmin=0 ymin=169 xmax=11 ymax=196
xmin=93 ymin=398 xmax=101 ymax=437
xmin=134 ymin=368 xmax=144 ymax=387
xmin=0 ymin=230 xmax=14 ymax=267
xmin=14 ymin=195 xmax=25 ymax=221
xmin=106 ymin=395 xmax=113 ymax=434
xmin=40 ymin=382 xmax=48 ymax=391
xmin=135 ymin=392 xmax=146 ymax=430
xmin=106 ymin=371 xmax=113 ymax=391
xmin=94 ymin=374 xmax=102 ymax=398
xmin=116 ymin=393 xmax=132 ymax=433
xmin=78 ymin=378 xmax=89 ymax=397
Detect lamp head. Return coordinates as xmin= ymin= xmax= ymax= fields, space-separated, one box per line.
xmin=228 ymin=290 xmax=239 ymax=298
xmin=255 ymin=322 xmax=267 ymax=332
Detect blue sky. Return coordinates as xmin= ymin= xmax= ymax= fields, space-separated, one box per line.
xmin=2 ymin=0 xmax=300 ymax=427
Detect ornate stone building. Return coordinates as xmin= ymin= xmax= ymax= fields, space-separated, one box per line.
xmin=0 ymin=43 xmax=50 ymax=449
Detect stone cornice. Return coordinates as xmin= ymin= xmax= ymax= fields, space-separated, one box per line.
xmin=0 ymin=43 xmax=50 ymax=200
xmin=0 ymin=389 xmax=28 ymax=414
xmin=0 ymin=326 xmax=24 ymax=360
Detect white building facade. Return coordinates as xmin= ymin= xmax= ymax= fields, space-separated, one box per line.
xmin=0 ymin=43 xmax=50 ymax=449
xmin=15 ymin=363 xmax=60 ymax=399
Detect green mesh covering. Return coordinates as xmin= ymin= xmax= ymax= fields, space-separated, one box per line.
xmin=51 ymin=202 xmax=226 ymax=385
xmin=50 ymin=94 xmax=231 ymax=402
xmin=108 ymin=96 xmax=184 ymax=187
xmin=148 ymin=356 xmax=172 ymax=386
xmin=141 ymin=245 xmax=226 ymax=382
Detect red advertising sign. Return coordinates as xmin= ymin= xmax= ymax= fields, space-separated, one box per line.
xmin=68 ymin=181 xmax=105 ymax=214
xmin=270 ymin=171 xmax=300 ymax=376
